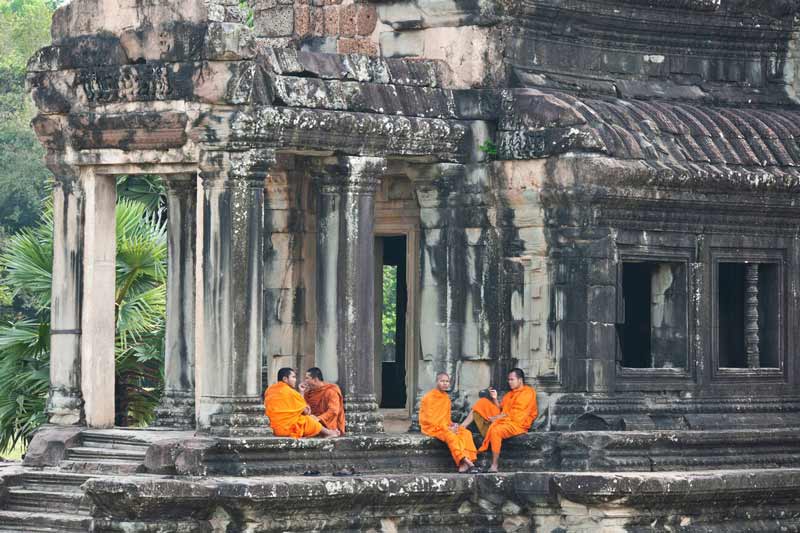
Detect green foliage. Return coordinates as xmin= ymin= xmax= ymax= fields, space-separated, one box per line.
xmin=238 ymin=0 xmax=255 ymax=28
xmin=478 ymin=139 xmax=498 ymax=158
xmin=0 ymin=197 xmax=167 ymax=450
xmin=382 ymin=265 xmax=397 ymax=347
xmin=116 ymin=175 xmax=166 ymax=215
xmin=0 ymin=0 xmax=55 ymax=238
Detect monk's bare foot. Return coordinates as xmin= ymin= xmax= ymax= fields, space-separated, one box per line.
xmin=320 ymin=428 xmax=341 ymax=438
xmin=458 ymin=462 xmax=470 ymax=473
xmin=463 ymin=458 xmax=475 ymax=469
xmin=487 ymin=464 xmax=499 ymax=473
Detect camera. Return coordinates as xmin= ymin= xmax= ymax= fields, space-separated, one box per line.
xmin=478 ymin=388 xmax=492 ymax=399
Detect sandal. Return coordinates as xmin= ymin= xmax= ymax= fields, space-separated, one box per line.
xmin=332 ymin=466 xmax=357 ymax=477
xmin=302 ymin=470 xmax=321 ymax=476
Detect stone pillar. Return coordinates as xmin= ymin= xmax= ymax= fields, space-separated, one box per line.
xmin=48 ymin=171 xmax=85 ymax=425
xmin=154 ymin=175 xmax=197 ymax=428
xmin=745 ymin=263 xmax=760 ymax=369
xmin=197 ymin=149 xmax=271 ymax=436
xmin=315 ymin=157 xmax=386 ymax=434
xmin=80 ymin=169 xmax=117 ymax=428
xmin=315 ymin=175 xmax=341 ymax=385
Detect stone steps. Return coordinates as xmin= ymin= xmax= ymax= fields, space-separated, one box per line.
xmin=14 ymin=471 xmax=90 ymax=493
xmin=0 ymin=510 xmax=92 ymax=532
xmin=61 ymin=436 xmax=148 ymax=475
xmin=80 ymin=431 xmax=152 ymax=452
xmin=66 ymin=445 xmax=146 ymax=462
xmin=58 ymin=459 xmax=145 ymax=475
xmin=4 ymin=489 xmax=87 ymax=514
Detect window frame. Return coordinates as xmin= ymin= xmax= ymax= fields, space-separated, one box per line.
xmin=710 ymin=248 xmax=787 ymax=382
xmin=615 ymin=249 xmax=694 ymax=386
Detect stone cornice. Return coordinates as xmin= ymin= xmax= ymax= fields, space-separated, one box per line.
xmin=194 ymin=106 xmax=472 ymax=162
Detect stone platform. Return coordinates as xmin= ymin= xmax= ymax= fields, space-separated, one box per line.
xmin=141 ymin=427 xmax=800 ymax=476
xmin=83 ymin=469 xmax=800 ymax=532
xmin=3 ymin=427 xmax=800 ymax=531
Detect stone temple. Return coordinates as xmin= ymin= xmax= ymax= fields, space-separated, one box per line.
xmin=3 ymin=0 xmax=800 ymax=530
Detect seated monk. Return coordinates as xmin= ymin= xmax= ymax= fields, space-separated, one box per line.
xmin=419 ymin=372 xmax=478 ymax=473
xmin=473 ymin=368 xmax=538 ymax=472
xmin=460 ymin=395 xmax=501 ymax=438
xmin=264 ymin=367 xmax=340 ymax=438
xmin=302 ymin=367 xmax=345 ymax=434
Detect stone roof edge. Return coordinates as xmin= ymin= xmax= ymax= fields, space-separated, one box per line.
xmin=538 ymin=154 xmax=800 ymax=195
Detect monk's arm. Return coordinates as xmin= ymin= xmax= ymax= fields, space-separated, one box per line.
xmin=316 ymin=390 xmax=341 ymax=428
xmin=459 ymin=411 xmax=474 ymax=428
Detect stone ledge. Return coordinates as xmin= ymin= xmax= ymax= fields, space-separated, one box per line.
xmin=141 ymin=427 xmax=800 ymax=477
xmin=83 ymin=468 xmax=800 ymax=532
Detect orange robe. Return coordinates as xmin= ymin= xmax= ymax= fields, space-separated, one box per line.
xmin=477 ymin=385 xmax=538 ymax=454
xmin=264 ymin=381 xmax=323 ymax=438
xmin=304 ymin=383 xmax=346 ymax=434
xmin=472 ymin=397 xmax=501 ymax=420
xmin=419 ymin=389 xmax=477 ymax=467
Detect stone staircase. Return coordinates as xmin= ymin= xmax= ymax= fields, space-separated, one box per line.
xmin=0 ymin=470 xmax=92 ymax=532
xmin=58 ymin=430 xmax=148 ymax=475
xmin=0 ymin=430 xmax=152 ymax=532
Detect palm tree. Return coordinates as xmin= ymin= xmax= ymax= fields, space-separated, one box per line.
xmin=0 ymin=196 xmax=167 ymax=451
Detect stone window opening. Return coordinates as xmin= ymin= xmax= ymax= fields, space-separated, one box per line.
xmin=716 ymin=262 xmax=780 ymax=369
xmin=617 ymin=261 xmax=688 ymax=370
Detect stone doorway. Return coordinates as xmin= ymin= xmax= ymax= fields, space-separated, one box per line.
xmin=377 ymin=235 xmax=408 ymax=409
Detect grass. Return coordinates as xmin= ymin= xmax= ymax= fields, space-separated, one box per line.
xmin=0 ymin=441 xmax=24 ymax=461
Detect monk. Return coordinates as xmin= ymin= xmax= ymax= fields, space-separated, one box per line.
xmin=264 ymin=368 xmax=340 ymax=438
xmin=460 ymin=394 xmax=501 ymax=438
xmin=419 ymin=372 xmax=478 ymax=473
xmin=473 ymin=368 xmax=538 ymax=472
xmin=302 ymin=367 xmax=346 ymax=434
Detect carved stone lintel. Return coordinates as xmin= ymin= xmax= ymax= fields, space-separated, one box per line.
xmin=745 ymin=263 xmax=760 ymax=369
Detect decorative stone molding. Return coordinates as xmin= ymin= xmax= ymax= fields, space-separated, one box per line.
xmin=203 ymin=106 xmax=470 ymax=162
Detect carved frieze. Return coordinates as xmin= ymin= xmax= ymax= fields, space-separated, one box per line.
xmin=76 ymin=64 xmax=175 ymax=104
xmin=196 ymin=106 xmax=471 ymax=161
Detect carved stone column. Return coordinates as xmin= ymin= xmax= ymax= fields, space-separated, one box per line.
xmin=154 ymin=175 xmax=197 ymax=428
xmin=197 ymin=149 xmax=272 ymax=436
xmin=48 ymin=171 xmax=85 ymax=425
xmin=745 ymin=263 xmax=760 ymax=369
xmin=315 ymin=157 xmax=386 ymax=434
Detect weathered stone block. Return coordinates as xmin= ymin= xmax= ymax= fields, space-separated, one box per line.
xmin=204 ymin=22 xmax=256 ymax=60
xmin=255 ymin=6 xmax=294 ymax=37
xmin=380 ymin=30 xmax=424 ymax=58
xmin=310 ymin=7 xmax=325 ymax=36
xmin=51 ymin=0 xmax=207 ymax=43
xmin=338 ymin=3 xmax=357 ymax=37
xmin=323 ymin=5 xmax=340 ymax=35
xmin=294 ymin=4 xmax=312 ymax=37
xmin=355 ymin=4 xmax=378 ymax=35
xmin=23 ymin=426 xmax=83 ymax=468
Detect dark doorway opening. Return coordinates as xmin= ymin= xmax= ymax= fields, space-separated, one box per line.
xmin=379 ymin=236 xmax=407 ymax=408
xmin=619 ymin=262 xmax=652 ymax=368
